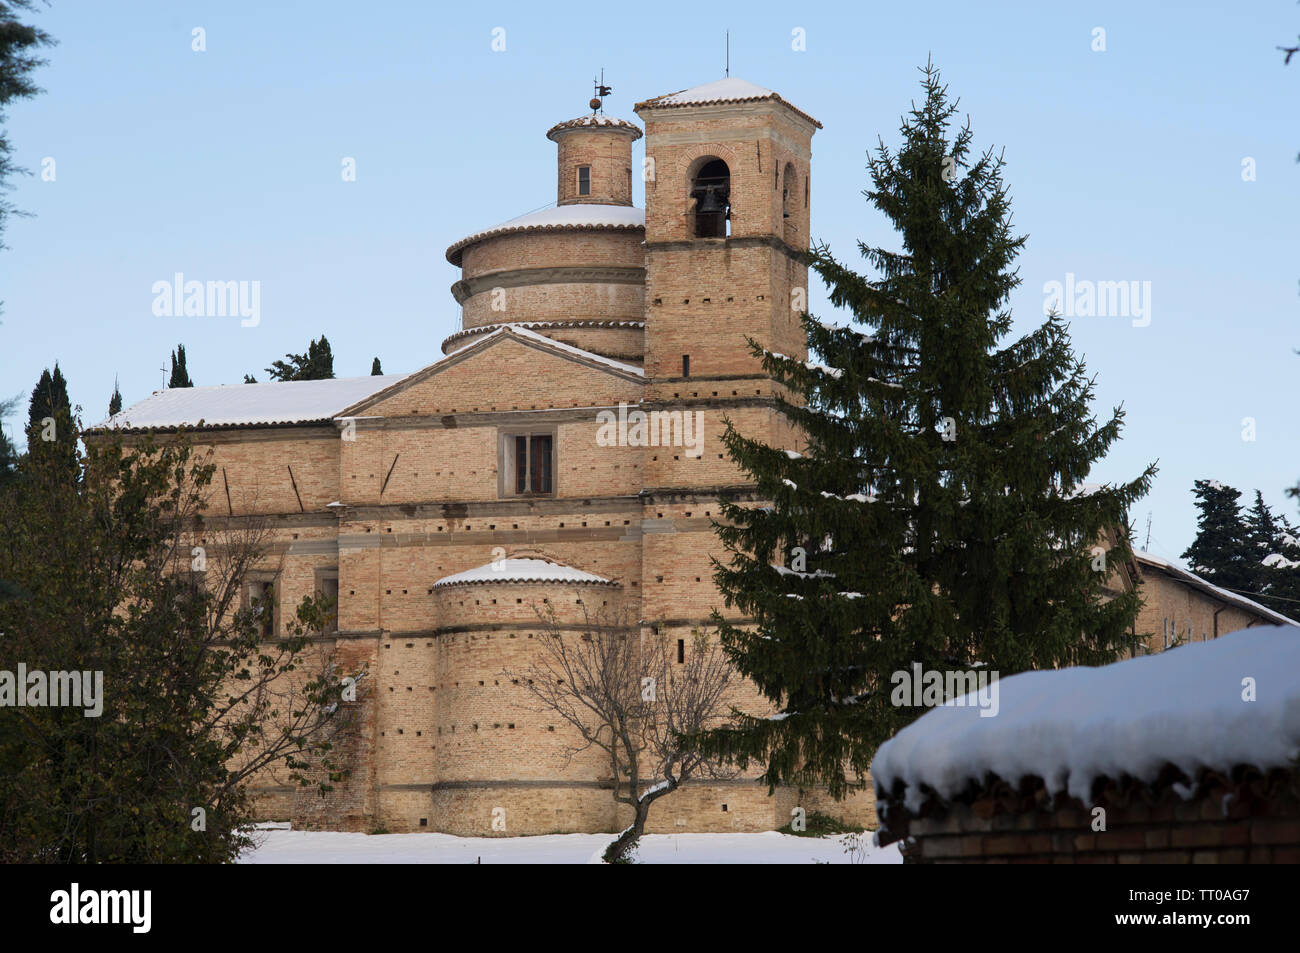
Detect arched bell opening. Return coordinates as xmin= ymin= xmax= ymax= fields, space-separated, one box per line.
xmin=688 ymin=157 xmax=731 ymax=238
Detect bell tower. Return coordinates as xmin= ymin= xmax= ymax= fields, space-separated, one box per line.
xmin=632 ymin=78 xmax=820 ymax=624
xmin=635 ymin=78 xmax=818 ymax=401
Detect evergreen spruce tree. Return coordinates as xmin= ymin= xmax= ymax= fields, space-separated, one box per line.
xmin=692 ymin=63 xmax=1154 ymax=799
xmin=243 ymin=373 xmax=257 ymax=384
xmin=371 ymin=357 xmax=382 ymax=375
xmin=168 ymin=343 xmax=193 ymax=388
xmin=267 ymin=335 xmax=335 ymax=381
xmin=1244 ymin=490 xmax=1279 ymax=554
xmin=1243 ymin=489 xmax=1300 ymax=614
xmin=1182 ymin=480 xmax=1254 ymax=595
xmin=107 ymin=377 xmax=122 ymax=417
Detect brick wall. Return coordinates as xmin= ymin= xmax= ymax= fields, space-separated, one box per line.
xmin=445 ymin=323 xmax=645 ymax=366
xmin=887 ymin=769 xmax=1300 ymax=863
xmin=459 ymin=229 xmax=644 ymax=277
xmin=460 ymin=280 xmax=645 ymax=329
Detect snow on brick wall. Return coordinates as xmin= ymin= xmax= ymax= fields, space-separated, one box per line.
xmin=873 ymin=625 xmax=1300 ymax=811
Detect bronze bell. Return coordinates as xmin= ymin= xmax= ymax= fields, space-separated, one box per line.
xmin=696 ymin=185 xmax=727 ymax=214
xmin=692 ymin=183 xmax=729 ymax=237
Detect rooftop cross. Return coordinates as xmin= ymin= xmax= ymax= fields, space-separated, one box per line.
xmin=590 ymin=68 xmax=611 ymax=115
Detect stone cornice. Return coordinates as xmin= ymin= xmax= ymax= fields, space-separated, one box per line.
xmin=428 ymin=777 xmax=765 ymax=791
xmin=645 ymin=234 xmax=809 ymax=262
xmin=450 ymin=265 xmax=646 ymax=305
xmin=343 ymin=403 xmax=642 ymax=433
xmin=336 ymin=494 xmax=641 ymax=521
xmin=637 ymin=484 xmax=762 ymax=503
xmin=634 ymin=95 xmax=822 ymax=133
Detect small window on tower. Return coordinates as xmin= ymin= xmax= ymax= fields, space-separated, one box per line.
xmin=578 ymin=166 xmax=591 ymax=196
xmin=682 ymin=355 xmax=690 ymax=378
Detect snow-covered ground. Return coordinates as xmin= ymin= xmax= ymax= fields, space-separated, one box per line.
xmin=238 ymin=828 xmax=901 ymax=864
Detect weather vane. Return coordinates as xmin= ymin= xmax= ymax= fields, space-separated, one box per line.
xmin=590 ymin=68 xmax=611 ymax=115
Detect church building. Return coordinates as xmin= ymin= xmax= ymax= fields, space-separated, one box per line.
xmin=104 ymin=77 xmax=863 ymax=834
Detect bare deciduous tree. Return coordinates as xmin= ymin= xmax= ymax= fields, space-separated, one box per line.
xmin=508 ymin=604 xmax=736 ymax=863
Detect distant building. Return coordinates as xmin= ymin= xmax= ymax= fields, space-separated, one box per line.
xmin=1125 ymin=550 xmax=1297 ymax=654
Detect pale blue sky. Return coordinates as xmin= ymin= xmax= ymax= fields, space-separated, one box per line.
xmin=1 ymin=0 xmax=1297 ymax=565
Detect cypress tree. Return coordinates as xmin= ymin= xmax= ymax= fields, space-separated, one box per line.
xmin=691 ymin=62 xmax=1154 ymax=799
xmin=371 ymin=357 xmax=382 ymax=376
xmin=27 ymin=365 xmax=68 ymax=432
xmin=168 ymin=344 xmax=193 ymax=388
xmin=25 ymin=363 xmax=76 ymax=478
xmin=108 ymin=377 xmax=122 ymax=417
xmin=267 ymin=335 xmax=335 ymax=381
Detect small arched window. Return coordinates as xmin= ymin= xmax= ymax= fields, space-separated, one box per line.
xmin=689 ymin=158 xmax=730 ymax=238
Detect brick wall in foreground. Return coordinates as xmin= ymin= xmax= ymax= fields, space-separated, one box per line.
xmin=889 ymin=769 xmax=1300 ymax=864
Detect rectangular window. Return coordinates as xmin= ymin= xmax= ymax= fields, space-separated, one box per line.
xmin=316 ymin=569 xmax=339 ymax=634
xmin=682 ymin=354 xmax=690 ymax=378
xmin=530 ymin=434 xmax=553 ymax=493
xmin=578 ymin=166 xmax=591 ymax=196
xmin=246 ymin=578 xmax=276 ymax=639
xmin=503 ymin=432 xmax=555 ymax=496
xmin=677 ymin=639 xmax=685 ymax=664
xmin=514 ymin=434 xmax=528 ymax=493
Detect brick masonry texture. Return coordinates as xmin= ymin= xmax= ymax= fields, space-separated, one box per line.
xmin=549 ymin=123 xmax=640 ymax=207
xmin=893 ymin=770 xmax=1300 ymax=864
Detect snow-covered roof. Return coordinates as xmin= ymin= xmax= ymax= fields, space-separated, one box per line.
xmin=1134 ymin=550 xmax=1299 ymax=628
xmin=636 ymin=77 xmax=821 ymax=128
xmin=97 ymin=324 xmax=641 ymax=433
xmin=96 ymin=374 xmax=409 ymax=432
xmin=872 ymin=624 xmax=1300 ymax=812
xmin=646 ymin=77 xmax=774 ymax=106
xmin=446 ymin=203 xmax=645 ymax=265
xmin=433 ymin=557 xmax=616 ymax=588
xmin=545 ymin=115 xmax=642 ymax=140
